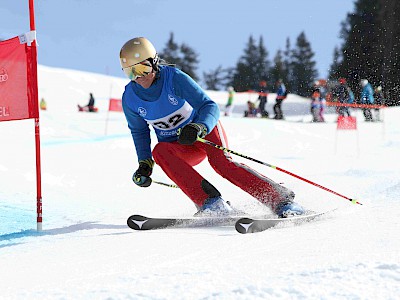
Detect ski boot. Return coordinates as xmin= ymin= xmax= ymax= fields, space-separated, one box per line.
xmin=195 ymin=196 xmax=234 ymax=217
xmin=275 ymin=201 xmax=305 ymax=218
xmin=195 ymin=179 xmax=245 ymax=217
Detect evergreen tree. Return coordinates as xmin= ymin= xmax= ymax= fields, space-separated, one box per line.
xmin=231 ymin=35 xmax=258 ymax=92
xmin=283 ymin=37 xmax=293 ymax=91
xmin=378 ymin=0 xmax=400 ymax=104
xmin=291 ymin=32 xmax=318 ymax=96
xmin=335 ymin=0 xmax=383 ymax=96
xmin=159 ymin=32 xmax=199 ymax=81
xmin=328 ymin=46 xmax=342 ymax=80
xmin=271 ymin=49 xmax=289 ymax=90
xmin=159 ymin=32 xmax=181 ymax=66
xmin=203 ymin=66 xmax=233 ymax=91
xmin=255 ymin=36 xmax=270 ymax=83
xmin=180 ymin=43 xmax=199 ymax=81
xmin=231 ymin=35 xmax=271 ymax=92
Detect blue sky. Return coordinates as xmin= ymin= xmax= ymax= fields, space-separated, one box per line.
xmin=1 ymin=0 xmax=355 ymax=84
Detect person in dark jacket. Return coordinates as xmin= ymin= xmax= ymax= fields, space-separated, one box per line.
xmin=78 ymin=93 xmax=96 ymax=112
xmin=87 ymin=93 xmax=96 ymax=112
xmin=257 ymin=80 xmax=269 ymax=118
xmin=373 ymin=86 xmax=384 ymax=121
xmin=333 ymin=78 xmax=352 ymax=117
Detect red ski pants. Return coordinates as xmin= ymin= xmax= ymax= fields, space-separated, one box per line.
xmin=152 ymin=122 xmax=293 ymax=210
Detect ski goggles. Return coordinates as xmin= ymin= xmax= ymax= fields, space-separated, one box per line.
xmin=122 ymin=60 xmax=153 ymax=81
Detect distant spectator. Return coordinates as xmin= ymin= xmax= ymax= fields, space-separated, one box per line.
xmin=360 ymin=79 xmax=374 ymax=121
xmin=273 ymin=79 xmax=287 ymax=120
xmin=348 ymin=87 xmax=355 ymax=105
xmin=87 ymin=93 xmax=96 ymax=112
xmin=318 ymin=81 xmax=327 ymax=122
xmin=78 ymin=93 xmax=97 ymax=112
xmin=310 ymin=84 xmax=321 ymax=122
xmin=244 ymin=101 xmax=257 ymax=117
xmin=39 ymin=98 xmax=47 ymax=110
xmin=256 ymin=80 xmax=269 ymax=118
xmin=333 ymin=78 xmax=352 ymax=117
xmin=373 ymin=86 xmax=384 ymax=122
xmin=224 ymin=86 xmax=235 ymax=116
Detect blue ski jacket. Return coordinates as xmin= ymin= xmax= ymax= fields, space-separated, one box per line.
xmin=276 ymin=83 xmax=286 ymax=99
xmin=122 ymin=65 xmax=220 ymax=161
xmin=360 ymin=83 xmax=374 ymax=104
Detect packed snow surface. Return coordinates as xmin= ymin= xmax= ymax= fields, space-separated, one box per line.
xmin=0 ymin=65 xmax=399 ymax=299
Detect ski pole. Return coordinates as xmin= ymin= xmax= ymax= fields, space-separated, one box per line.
xmin=153 ymin=180 xmax=179 ymax=189
xmin=197 ymin=137 xmax=362 ymax=205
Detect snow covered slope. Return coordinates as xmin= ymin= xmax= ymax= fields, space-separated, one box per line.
xmin=0 ymin=65 xmax=399 ymax=299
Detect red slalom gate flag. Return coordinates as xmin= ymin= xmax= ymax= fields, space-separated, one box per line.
xmin=0 ymin=34 xmax=39 ymax=121
xmin=108 ymin=98 xmax=123 ymax=112
xmin=337 ymin=116 xmax=357 ymax=130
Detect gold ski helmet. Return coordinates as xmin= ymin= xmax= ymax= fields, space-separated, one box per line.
xmin=120 ymin=37 xmax=159 ymax=80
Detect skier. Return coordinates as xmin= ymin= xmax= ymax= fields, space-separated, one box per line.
xmin=119 ymin=37 xmax=304 ymax=218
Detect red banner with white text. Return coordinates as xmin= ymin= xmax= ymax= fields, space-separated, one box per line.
xmin=0 ymin=35 xmax=38 ymax=121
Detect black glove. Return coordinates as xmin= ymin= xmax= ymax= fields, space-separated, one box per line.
xmin=178 ymin=123 xmax=207 ymax=145
xmin=132 ymin=158 xmax=154 ymax=187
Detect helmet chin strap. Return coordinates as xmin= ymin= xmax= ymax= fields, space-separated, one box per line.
xmin=148 ymin=54 xmax=161 ymax=83
xmin=148 ymin=53 xmax=159 ymax=73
